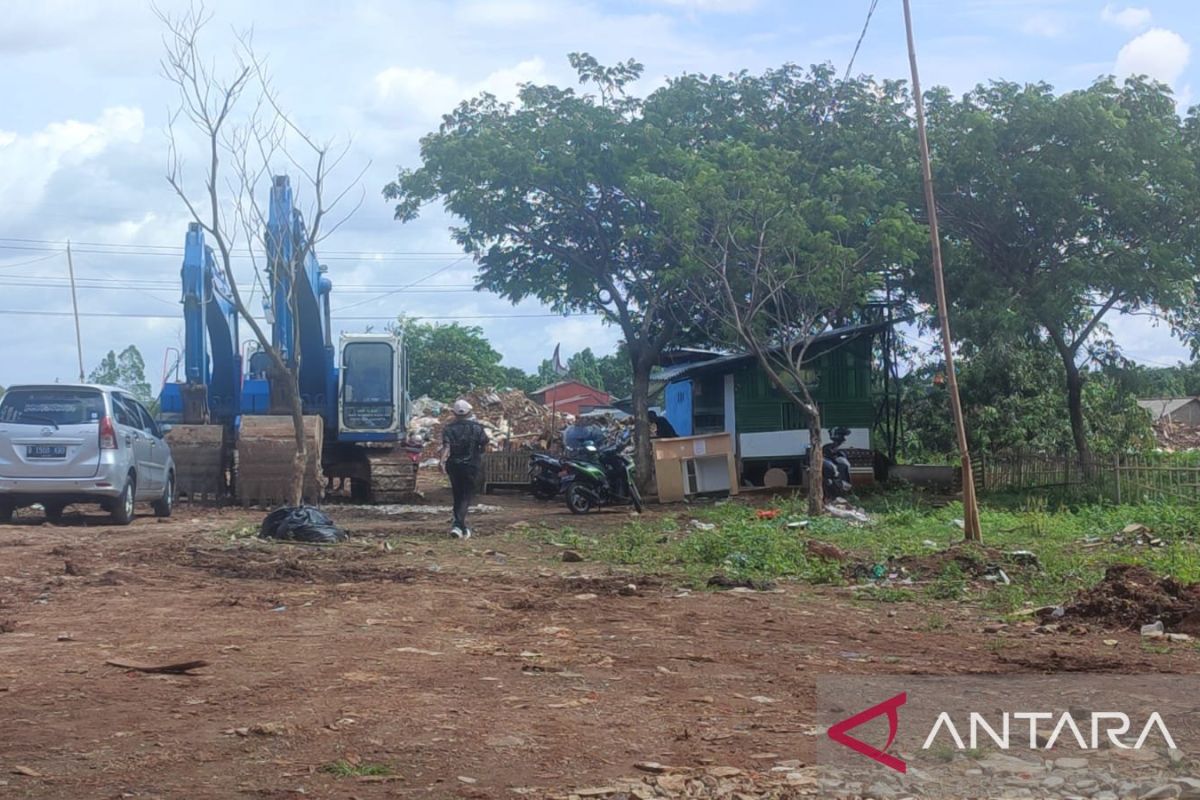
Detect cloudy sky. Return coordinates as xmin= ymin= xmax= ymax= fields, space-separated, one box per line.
xmin=0 ymin=0 xmax=1195 ymax=389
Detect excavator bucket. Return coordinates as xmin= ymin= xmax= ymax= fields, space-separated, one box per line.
xmin=165 ymin=425 xmax=230 ymax=503
xmin=237 ymin=415 xmax=324 ymax=507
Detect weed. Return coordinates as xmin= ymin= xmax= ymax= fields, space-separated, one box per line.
xmin=321 ymin=760 xmax=393 ymax=778
xmin=1141 ymin=642 xmax=1172 ymax=655
xmin=923 ymin=613 xmax=948 ymax=631
xmin=927 ymin=563 xmax=968 ymax=601
xmin=857 ymin=586 xmax=917 ymax=603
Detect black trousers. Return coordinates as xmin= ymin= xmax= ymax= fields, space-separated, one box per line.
xmin=446 ymin=462 xmax=478 ymax=531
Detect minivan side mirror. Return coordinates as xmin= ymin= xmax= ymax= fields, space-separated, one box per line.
xmin=160 ymin=423 xmax=173 ymax=436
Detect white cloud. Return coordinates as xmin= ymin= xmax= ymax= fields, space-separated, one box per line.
xmin=0 ymin=106 xmax=144 ymax=221
xmin=1115 ymin=28 xmax=1192 ymax=86
xmin=375 ymin=58 xmax=549 ymax=122
xmin=1100 ymin=4 xmax=1152 ymax=32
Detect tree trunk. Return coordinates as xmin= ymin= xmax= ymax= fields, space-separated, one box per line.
xmin=282 ymin=373 xmax=307 ymax=507
xmin=630 ymin=360 xmax=654 ymax=493
xmin=807 ymin=410 xmax=824 ymax=516
xmin=1062 ymin=356 xmax=1092 ymax=472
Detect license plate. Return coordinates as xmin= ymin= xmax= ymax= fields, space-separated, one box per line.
xmin=27 ymin=445 xmax=67 ymax=459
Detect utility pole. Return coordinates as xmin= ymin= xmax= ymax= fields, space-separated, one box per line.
xmin=66 ymin=241 xmax=86 ymax=383
xmin=902 ymin=0 xmax=982 ymax=542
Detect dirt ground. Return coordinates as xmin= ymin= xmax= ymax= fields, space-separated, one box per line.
xmin=1 ymin=480 xmax=1197 ymax=799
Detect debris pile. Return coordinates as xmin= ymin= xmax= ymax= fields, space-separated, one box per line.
xmin=1061 ymin=564 xmax=1200 ymax=632
xmin=409 ymin=388 xmax=576 ymax=459
xmin=1152 ymin=419 xmax=1200 ymax=451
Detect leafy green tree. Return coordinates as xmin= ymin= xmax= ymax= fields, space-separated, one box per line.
xmin=399 ymin=319 xmax=521 ymax=399
xmin=496 ymin=366 xmax=535 ymax=393
xmin=597 ymin=346 xmax=633 ymax=398
xmin=565 ymin=348 xmax=604 ymax=391
xmin=923 ymin=76 xmax=1199 ymax=466
xmin=900 ymin=342 xmax=1154 ymax=459
xmin=89 ymin=345 xmax=152 ymax=402
xmin=384 ymin=54 xmax=690 ymax=483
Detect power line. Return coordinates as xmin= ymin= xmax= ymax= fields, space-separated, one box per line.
xmin=0 ymin=308 xmax=599 ymax=322
xmin=0 ymin=252 xmax=64 ymax=270
xmin=0 ymin=239 xmax=465 ymax=261
xmin=842 ymin=0 xmax=881 ymax=84
xmin=0 ymin=277 xmax=481 ymax=294
xmin=332 ymin=256 xmax=473 ymax=312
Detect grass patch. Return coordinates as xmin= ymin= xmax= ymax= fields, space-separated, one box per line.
xmin=321 ymin=760 xmax=393 ymax=778
xmin=546 ymin=485 xmax=1200 ymax=607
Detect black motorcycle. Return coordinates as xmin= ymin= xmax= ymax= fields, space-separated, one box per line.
xmin=821 ymin=427 xmax=854 ymax=499
xmin=561 ymin=432 xmax=643 ymax=514
xmin=529 ymin=424 xmax=606 ymax=501
xmin=529 ymin=451 xmax=566 ymax=500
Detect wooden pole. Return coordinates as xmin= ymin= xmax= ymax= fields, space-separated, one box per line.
xmin=902 ymin=0 xmax=982 ymax=542
xmin=66 ymin=241 xmax=86 ymax=383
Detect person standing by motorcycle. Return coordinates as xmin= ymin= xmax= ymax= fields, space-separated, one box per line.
xmin=440 ymin=399 xmax=489 ymax=539
xmin=648 ymin=409 xmax=678 ymax=439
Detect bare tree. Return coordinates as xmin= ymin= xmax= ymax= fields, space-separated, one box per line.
xmin=157 ymin=3 xmax=364 ymax=506
xmin=655 ymin=146 xmax=914 ymax=515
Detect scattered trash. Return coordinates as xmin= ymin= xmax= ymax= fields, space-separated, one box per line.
xmin=271 ymin=605 xmax=287 ymax=613
xmin=825 ymin=504 xmax=872 ymax=524
xmin=689 ymin=520 xmax=716 ymax=531
xmin=1111 ymin=524 xmax=1164 ymax=548
xmin=756 ymin=509 xmax=780 ymax=520
xmin=951 ymin=518 xmax=965 ymax=530
xmin=982 ymin=566 xmax=1011 ymax=585
xmin=922 ymin=539 xmax=939 ymax=549
xmin=1005 ymin=550 xmax=1040 ymax=568
xmin=1142 ymin=621 xmax=1165 ymax=638
xmin=1103 ymin=639 xmax=1119 ymax=646
xmin=707 ymin=575 xmax=777 ymax=592
xmin=12 ymin=766 xmax=40 ymax=778
xmin=1167 ymin=633 xmax=1193 ymax=643
xmin=786 ymin=519 xmax=810 ymax=529
xmin=259 ymin=506 xmax=347 ymax=544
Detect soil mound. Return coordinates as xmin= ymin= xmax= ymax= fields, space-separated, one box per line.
xmin=1064 ymin=564 xmax=1200 ymax=632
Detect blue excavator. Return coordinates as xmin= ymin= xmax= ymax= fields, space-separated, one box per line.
xmin=158 ymin=175 xmax=415 ymax=505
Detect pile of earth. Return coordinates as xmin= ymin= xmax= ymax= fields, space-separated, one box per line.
xmin=843 ymin=543 xmax=1034 ymax=583
xmin=1061 ymin=564 xmax=1200 ymax=632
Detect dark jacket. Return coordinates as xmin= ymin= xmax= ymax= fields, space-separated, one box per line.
xmin=443 ymin=418 xmax=489 ymax=467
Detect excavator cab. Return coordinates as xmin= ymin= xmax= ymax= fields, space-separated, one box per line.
xmin=338 ymin=333 xmax=407 ymax=438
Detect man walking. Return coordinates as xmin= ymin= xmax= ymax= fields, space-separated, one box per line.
xmin=440 ymin=399 xmax=488 ymax=539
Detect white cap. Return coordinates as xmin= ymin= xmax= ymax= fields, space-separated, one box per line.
xmin=452 ymin=399 xmax=473 ymax=416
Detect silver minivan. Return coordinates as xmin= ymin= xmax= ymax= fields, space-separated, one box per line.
xmin=0 ymin=384 xmax=175 ymax=525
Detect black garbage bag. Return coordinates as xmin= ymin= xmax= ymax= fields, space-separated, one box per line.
xmin=259 ymin=505 xmax=347 ymax=544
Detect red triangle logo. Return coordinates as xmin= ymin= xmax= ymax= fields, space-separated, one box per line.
xmin=827 ymin=691 xmax=907 ymax=773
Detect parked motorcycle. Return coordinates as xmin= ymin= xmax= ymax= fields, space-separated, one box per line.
xmin=529 ymin=451 xmax=566 ymax=500
xmin=529 ymin=424 xmax=606 ymax=501
xmin=821 ymin=426 xmax=853 ymax=499
xmin=561 ymin=431 xmax=643 ymax=514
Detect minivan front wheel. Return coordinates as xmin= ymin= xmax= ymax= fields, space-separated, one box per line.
xmin=153 ymin=473 xmax=174 ymax=518
xmin=111 ymin=475 xmax=136 ymax=526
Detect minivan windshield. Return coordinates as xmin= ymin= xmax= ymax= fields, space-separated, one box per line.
xmin=0 ymin=388 xmax=105 ymax=426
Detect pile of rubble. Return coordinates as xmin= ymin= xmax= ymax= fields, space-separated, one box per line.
xmin=1153 ymin=419 xmax=1200 ymax=450
xmin=408 ymin=388 xmax=576 ymax=460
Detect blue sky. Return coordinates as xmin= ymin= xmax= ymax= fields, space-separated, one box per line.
xmin=0 ymin=0 xmax=1195 ymax=389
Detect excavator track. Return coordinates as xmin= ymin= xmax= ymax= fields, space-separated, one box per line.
xmin=364 ymin=448 xmax=419 ymax=504
xmin=236 ymin=415 xmax=324 ymax=507
xmin=164 ymin=425 xmax=229 ymax=503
